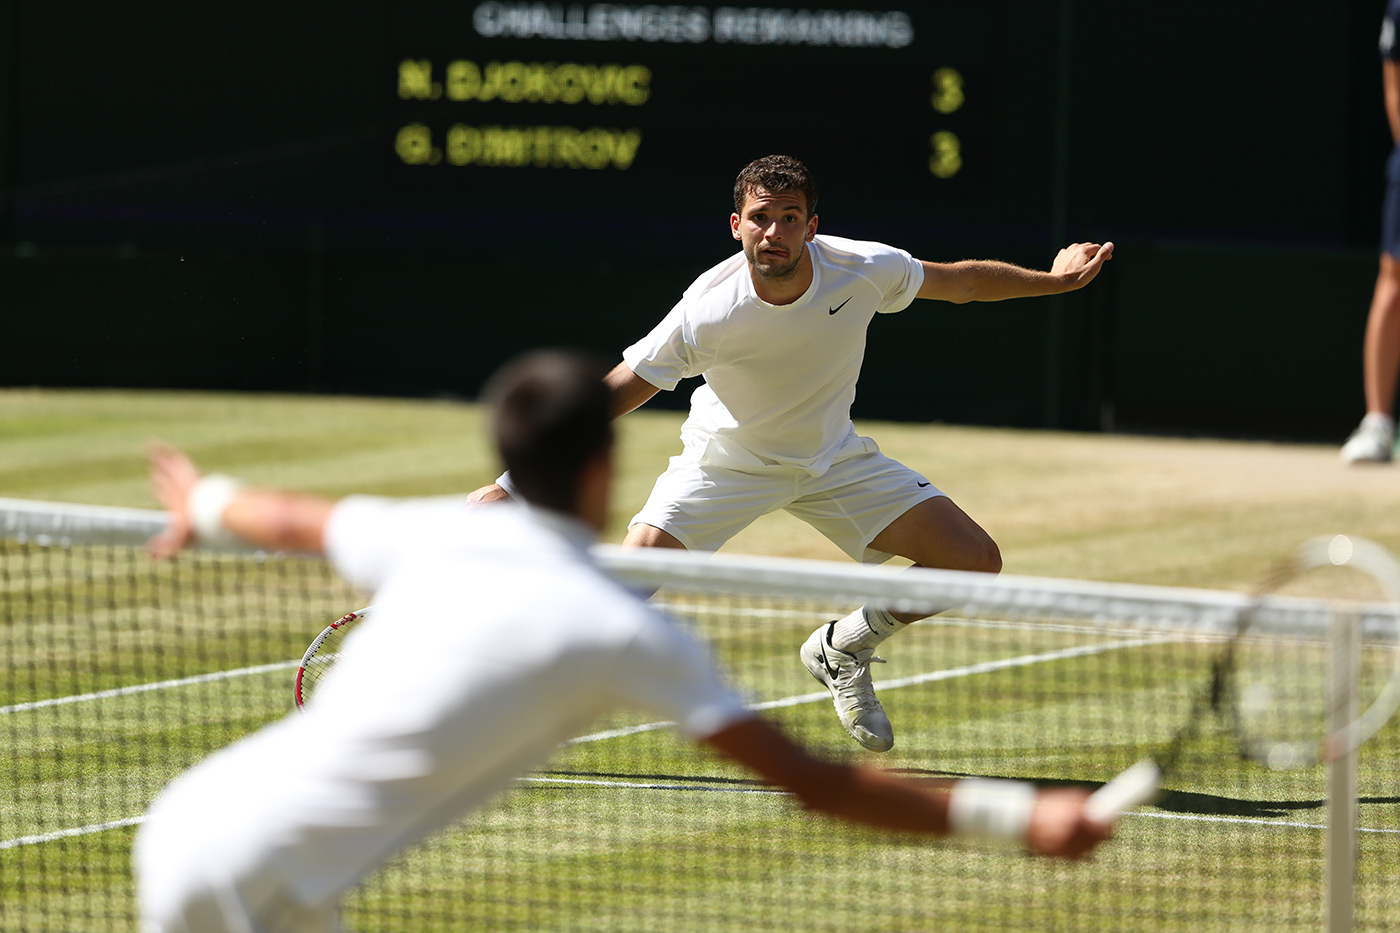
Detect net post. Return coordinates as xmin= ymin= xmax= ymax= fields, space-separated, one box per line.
xmin=1327 ymin=610 xmax=1360 ymax=933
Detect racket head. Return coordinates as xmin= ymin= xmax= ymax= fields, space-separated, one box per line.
xmin=1226 ymin=535 xmax=1400 ymax=770
xmin=294 ymin=607 xmax=371 ymax=711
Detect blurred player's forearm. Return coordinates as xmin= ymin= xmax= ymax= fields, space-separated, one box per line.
xmin=220 ymin=489 xmax=335 ymax=554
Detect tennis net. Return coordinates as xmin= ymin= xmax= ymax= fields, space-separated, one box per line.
xmin=3 ymin=496 xmax=1399 ymax=932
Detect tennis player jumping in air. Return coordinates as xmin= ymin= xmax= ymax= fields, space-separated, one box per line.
xmin=471 ymin=155 xmax=1114 ymax=753
xmin=135 ymin=350 xmax=1117 ymax=933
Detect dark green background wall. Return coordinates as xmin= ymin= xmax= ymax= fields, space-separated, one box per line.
xmin=1 ymin=2 xmax=1390 ymax=438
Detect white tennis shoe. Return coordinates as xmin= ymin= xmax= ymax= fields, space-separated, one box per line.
xmin=800 ymin=622 xmax=894 ymax=752
xmin=1341 ymin=415 xmax=1395 ymax=464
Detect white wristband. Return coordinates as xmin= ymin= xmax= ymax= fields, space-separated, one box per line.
xmin=947 ymin=778 xmax=1037 ymax=844
xmin=187 ymin=474 xmax=243 ymax=546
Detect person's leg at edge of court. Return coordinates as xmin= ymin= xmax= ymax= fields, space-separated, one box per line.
xmin=1344 ymin=253 xmax=1400 ymax=463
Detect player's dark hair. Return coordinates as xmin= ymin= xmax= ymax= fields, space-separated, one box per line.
xmin=484 ymin=349 xmax=614 ymax=515
xmin=733 ymin=154 xmax=818 ymax=216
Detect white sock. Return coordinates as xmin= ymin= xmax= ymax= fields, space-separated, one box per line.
xmin=1363 ymin=412 xmax=1396 ymax=432
xmin=830 ymin=605 xmax=905 ymax=654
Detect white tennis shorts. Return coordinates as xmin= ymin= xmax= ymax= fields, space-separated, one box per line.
xmin=630 ymin=432 xmax=945 ymax=563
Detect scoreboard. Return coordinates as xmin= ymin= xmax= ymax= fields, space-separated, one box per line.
xmin=0 ymin=0 xmax=1387 ymax=431
xmin=1 ymin=1 xmax=1378 ymax=256
xmin=5 ymin=2 xmax=1051 ymax=256
xmin=392 ymin=6 xmax=958 ymax=172
xmin=377 ymin=3 xmax=1023 ymax=237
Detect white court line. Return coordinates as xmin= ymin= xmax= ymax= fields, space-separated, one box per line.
xmin=0 ymin=660 xmax=299 ymax=715
xmin=19 ymin=779 xmax=1393 ymax=853
xmin=1140 ymin=809 xmax=1400 ymax=834
xmin=9 ymin=633 xmax=1396 ymax=849
xmin=0 ymin=816 xmax=146 ymax=851
xmin=566 ymin=634 xmax=1170 ymax=743
xmin=763 ymin=634 xmax=1174 ymax=709
xmin=7 ymin=637 xmax=1152 ymax=848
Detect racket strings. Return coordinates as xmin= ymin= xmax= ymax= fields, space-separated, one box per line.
xmin=1154 ymin=593 xmax=1299 ymax=778
xmin=295 ymin=609 xmax=369 ymax=709
xmin=1155 ymin=650 xmax=1237 ymax=780
xmin=1215 ymin=546 xmax=1400 ymax=771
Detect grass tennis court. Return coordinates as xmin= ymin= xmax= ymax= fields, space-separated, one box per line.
xmin=5 ymin=389 xmax=1400 ymax=930
xmin=6 ymin=387 xmax=1400 ymax=586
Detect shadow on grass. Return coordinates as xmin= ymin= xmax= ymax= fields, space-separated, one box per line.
xmin=887 ymin=766 xmax=1400 ymax=820
xmin=539 ymin=767 xmax=1400 ymax=820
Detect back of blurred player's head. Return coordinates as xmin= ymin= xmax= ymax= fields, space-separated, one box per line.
xmin=733 ymin=154 xmax=818 ymax=216
xmin=484 ymin=349 xmax=614 ymax=515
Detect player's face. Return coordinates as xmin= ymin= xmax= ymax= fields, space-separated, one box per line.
xmin=731 ymin=188 xmax=818 ymax=281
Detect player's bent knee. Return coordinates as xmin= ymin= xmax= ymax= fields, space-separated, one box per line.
xmin=975 ymin=538 xmax=1004 ymax=575
xmin=986 ymin=542 xmax=1004 ymax=575
xmin=950 ymin=530 xmax=1002 ymax=575
xmin=953 ymin=535 xmax=1001 ymax=575
xmin=906 ymin=535 xmax=1000 ymax=574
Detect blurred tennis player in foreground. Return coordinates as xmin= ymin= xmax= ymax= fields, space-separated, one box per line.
xmin=135 ymin=350 xmax=1115 ymax=933
xmin=472 ymin=155 xmax=1113 ymax=753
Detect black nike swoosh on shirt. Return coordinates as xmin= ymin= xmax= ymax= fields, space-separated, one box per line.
xmin=917 ymin=481 xmax=931 ymax=487
xmin=828 ymin=296 xmax=852 ymax=315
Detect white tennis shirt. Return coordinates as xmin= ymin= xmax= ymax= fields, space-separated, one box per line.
xmin=624 ymin=235 xmax=925 ymax=476
xmin=136 ymin=498 xmax=753 ymax=922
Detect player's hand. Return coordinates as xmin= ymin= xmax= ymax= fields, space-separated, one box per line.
xmin=465 ymin=483 xmax=512 ymax=507
xmin=1051 ymin=241 xmax=1113 ymax=291
xmin=146 ymin=442 xmax=200 ymax=559
xmin=1025 ymin=787 xmax=1114 ymax=859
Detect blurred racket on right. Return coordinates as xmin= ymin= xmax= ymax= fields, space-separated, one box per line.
xmin=294 ymin=606 xmax=373 ymax=711
xmin=1109 ymin=534 xmax=1400 ymax=812
xmin=1222 ymin=535 xmax=1400 ymax=770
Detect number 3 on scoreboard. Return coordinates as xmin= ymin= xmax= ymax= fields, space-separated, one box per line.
xmin=928 ymin=131 xmax=962 ymax=179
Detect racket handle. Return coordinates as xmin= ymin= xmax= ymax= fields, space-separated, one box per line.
xmin=1085 ymin=760 xmax=1161 ymax=823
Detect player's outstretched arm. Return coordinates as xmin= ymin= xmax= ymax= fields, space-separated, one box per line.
xmin=606 ymin=361 xmax=662 ymax=418
xmin=465 ymin=483 xmax=512 ymax=507
xmin=465 ymin=360 xmax=660 ymax=508
xmin=147 ymin=443 xmax=335 ymax=559
xmin=917 ymin=241 xmax=1113 ymax=304
xmin=703 ymin=717 xmax=1111 ymax=859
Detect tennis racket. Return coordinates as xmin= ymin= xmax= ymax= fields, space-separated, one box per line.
xmin=1224 ymin=534 xmax=1400 ymax=770
xmin=1084 ymin=759 xmax=1163 ymax=822
xmin=1116 ymin=534 xmax=1400 ymax=805
xmin=294 ymin=606 xmax=373 ymax=711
